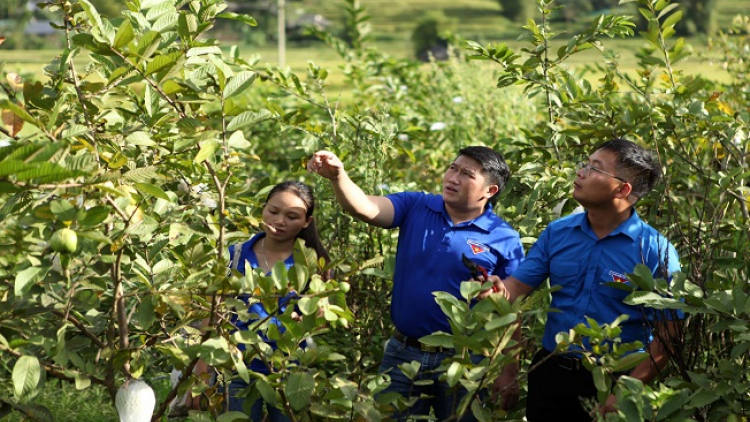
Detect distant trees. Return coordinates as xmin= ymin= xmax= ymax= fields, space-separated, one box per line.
xmin=676 ymin=0 xmax=718 ymax=35
xmin=496 ymin=0 xmax=535 ymax=22
xmin=0 ymin=0 xmax=28 ymax=20
xmin=500 ymin=0 xmax=718 ymax=35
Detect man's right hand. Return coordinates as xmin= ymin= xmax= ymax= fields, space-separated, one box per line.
xmin=307 ymin=150 xmax=344 ymax=180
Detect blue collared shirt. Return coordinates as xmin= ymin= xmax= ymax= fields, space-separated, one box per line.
xmin=229 ymin=232 xmax=296 ymax=373
xmin=512 ymin=210 xmax=681 ymax=353
xmin=386 ymin=192 xmax=525 ymax=338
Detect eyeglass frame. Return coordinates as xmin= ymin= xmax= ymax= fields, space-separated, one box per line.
xmin=575 ymin=161 xmax=628 ymax=183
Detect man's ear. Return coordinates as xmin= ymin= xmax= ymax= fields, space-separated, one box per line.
xmin=616 ymin=182 xmax=633 ymax=200
xmin=486 ymin=184 xmax=499 ymax=199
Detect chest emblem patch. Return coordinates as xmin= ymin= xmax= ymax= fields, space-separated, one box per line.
xmin=467 ymin=240 xmax=489 ymax=255
xmin=609 ymin=270 xmax=629 ymax=284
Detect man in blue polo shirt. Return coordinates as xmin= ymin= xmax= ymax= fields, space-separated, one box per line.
xmin=490 ymin=139 xmax=682 ymax=421
xmin=308 ymin=146 xmax=524 ymax=420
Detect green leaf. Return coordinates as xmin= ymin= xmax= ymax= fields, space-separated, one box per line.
xmin=657 ymin=3 xmax=680 ymax=19
xmin=15 ymin=162 xmax=75 ymax=183
xmin=288 ymin=264 xmax=309 ymax=293
xmin=113 ymin=19 xmax=135 ymax=48
xmin=125 ymin=131 xmax=156 ymax=147
xmin=152 ymin=12 xmax=178 ymax=33
xmin=178 ymin=12 xmax=198 ymax=40
xmin=77 ymin=230 xmax=114 ymax=245
xmin=75 ymin=374 xmax=91 ymax=390
xmin=15 ymin=267 xmax=42 ymax=297
xmin=50 ymin=199 xmax=76 ymax=221
xmin=13 ymin=355 xmax=42 ymax=401
xmin=471 ymin=397 xmax=492 ymax=422
xmin=187 ymin=46 xmax=223 ymax=57
xmin=592 ymin=366 xmax=608 ymax=393
xmin=217 ymin=12 xmax=257 ymax=26
xmin=611 ymin=352 xmax=648 ymax=373
xmin=194 ymin=139 xmax=220 ymax=163
xmin=137 ymin=31 xmax=162 ymax=63
xmin=655 ymin=389 xmax=690 ymax=420
xmin=0 ymin=160 xmax=32 ymax=178
xmin=285 ymin=372 xmax=314 ymax=411
xmin=145 ymin=52 xmax=179 ymax=76
xmin=484 ymin=313 xmax=517 ymax=331
xmin=419 ymin=332 xmax=454 ymax=348
xmin=227 ymin=110 xmax=272 ymax=131
xmin=78 ymin=0 xmax=105 ymax=39
xmin=223 ymin=71 xmax=257 ymax=100
xmin=297 ymin=297 xmax=319 ymax=316
xmin=217 ymin=411 xmax=251 ymax=422
xmin=135 ymin=182 xmax=171 ymax=201
xmin=624 ymin=291 xmax=685 ymax=310
xmin=145 ymin=1 xmax=174 ymax=21
xmin=255 ymin=379 xmax=276 ymax=406
xmin=662 ymin=10 xmax=683 ymax=30
xmin=627 ymin=264 xmax=655 ymax=291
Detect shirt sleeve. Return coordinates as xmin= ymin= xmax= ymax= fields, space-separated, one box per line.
xmin=492 ymin=230 xmax=525 ymax=279
xmin=386 ymin=191 xmax=419 ymax=228
xmin=509 ymin=227 xmax=551 ymax=288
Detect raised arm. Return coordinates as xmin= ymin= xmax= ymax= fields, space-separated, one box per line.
xmin=307 ymin=150 xmax=395 ymax=228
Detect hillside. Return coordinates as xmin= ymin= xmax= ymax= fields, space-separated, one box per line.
xmin=291 ymin=0 xmax=750 ymax=42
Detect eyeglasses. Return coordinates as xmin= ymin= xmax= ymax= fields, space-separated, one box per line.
xmin=575 ymin=161 xmax=627 ymax=183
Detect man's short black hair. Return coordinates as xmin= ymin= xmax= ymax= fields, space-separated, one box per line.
xmin=458 ymin=146 xmax=510 ymax=204
xmin=596 ymin=138 xmax=662 ymax=199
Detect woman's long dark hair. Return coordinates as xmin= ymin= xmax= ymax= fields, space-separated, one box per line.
xmin=265 ymin=181 xmax=331 ymax=277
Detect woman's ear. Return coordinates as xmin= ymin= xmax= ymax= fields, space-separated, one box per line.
xmin=303 ymin=216 xmax=313 ymax=229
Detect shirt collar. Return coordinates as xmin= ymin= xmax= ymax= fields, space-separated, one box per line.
xmin=569 ymin=209 xmax=643 ymax=241
xmin=428 ymin=195 xmax=496 ymax=231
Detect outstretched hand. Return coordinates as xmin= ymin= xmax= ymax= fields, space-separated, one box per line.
xmin=307 ymin=150 xmax=345 ymax=180
xmin=477 ymin=275 xmax=510 ymax=300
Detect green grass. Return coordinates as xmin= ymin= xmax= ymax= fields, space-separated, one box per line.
xmin=3 ymin=377 xmax=189 ymax=422
xmin=5 ymin=380 xmax=117 ymax=422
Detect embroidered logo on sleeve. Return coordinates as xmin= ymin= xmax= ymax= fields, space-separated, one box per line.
xmin=609 ymin=270 xmax=629 ymax=283
xmin=467 ymin=240 xmax=489 ymax=255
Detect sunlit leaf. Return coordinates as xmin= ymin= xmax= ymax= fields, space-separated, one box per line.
xmin=13 ymin=355 xmax=42 ymax=401
xmin=223 ymin=71 xmax=257 ymax=100
xmin=113 ymin=19 xmax=135 ymax=48
xmin=285 ymin=372 xmax=314 ymax=411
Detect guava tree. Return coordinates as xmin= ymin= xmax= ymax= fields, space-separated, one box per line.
xmin=0 ymin=0 xmax=357 ymax=420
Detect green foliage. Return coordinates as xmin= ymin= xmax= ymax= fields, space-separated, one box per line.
xmin=1 ymin=0 xmax=749 ymax=420
xmin=469 ymin=0 xmax=749 ymax=419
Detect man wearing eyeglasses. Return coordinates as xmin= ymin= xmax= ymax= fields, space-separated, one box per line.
xmin=485 ymin=138 xmax=682 ymax=421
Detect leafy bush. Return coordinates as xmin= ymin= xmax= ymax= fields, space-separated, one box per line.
xmin=0 ymin=0 xmax=748 ymax=421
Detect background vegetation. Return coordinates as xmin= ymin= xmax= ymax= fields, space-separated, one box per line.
xmin=0 ymin=0 xmax=748 ymax=421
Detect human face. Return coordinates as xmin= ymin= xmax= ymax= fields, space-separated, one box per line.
xmin=261 ymin=191 xmax=312 ymax=242
xmin=572 ymin=149 xmax=627 ymax=207
xmin=442 ymin=155 xmax=497 ymax=212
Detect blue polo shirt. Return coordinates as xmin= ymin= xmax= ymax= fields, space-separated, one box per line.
xmin=228 ymin=232 xmax=296 ymax=374
xmin=386 ymin=192 xmax=525 ymax=339
xmin=511 ymin=210 xmax=681 ymax=353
